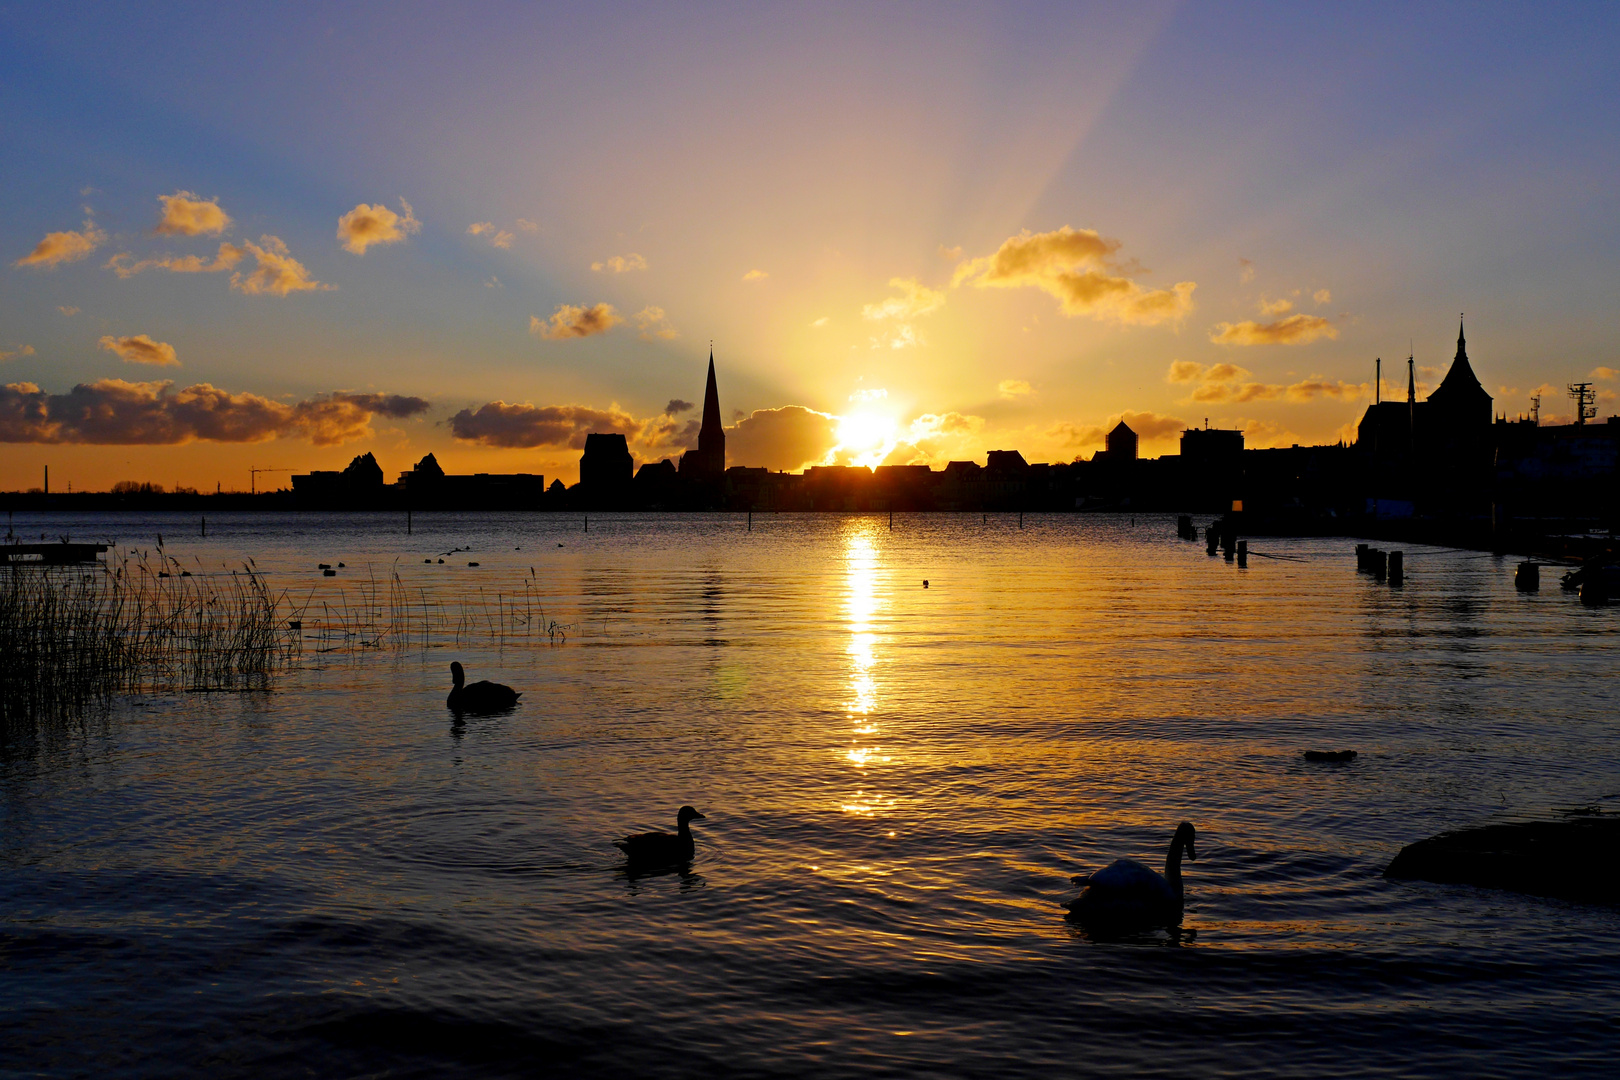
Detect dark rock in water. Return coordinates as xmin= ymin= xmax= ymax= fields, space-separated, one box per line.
xmin=1304 ymin=750 xmax=1357 ymax=762
xmin=1385 ymin=818 xmax=1620 ymax=904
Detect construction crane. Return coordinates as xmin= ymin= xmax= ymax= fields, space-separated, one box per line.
xmin=249 ymin=467 xmax=292 ymax=495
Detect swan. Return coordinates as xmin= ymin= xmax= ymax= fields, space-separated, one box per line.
xmin=614 ymin=805 xmax=706 ymax=867
xmin=1066 ymin=822 xmax=1197 ymax=926
xmin=445 ymin=661 xmax=520 ymax=714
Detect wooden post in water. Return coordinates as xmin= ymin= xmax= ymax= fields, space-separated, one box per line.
xmin=407 ymin=508 xmax=412 ymax=535
xmin=748 ymin=509 xmax=752 ymax=532
xmin=889 ymin=509 xmax=893 ymax=530
xmin=1389 ymin=550 xmax=1404 ymax=587
xmin=1356 ymin=543 xmax=1368 ymax=571
xmin=584 ymin=515 xmax=588 ymax=533
xmin=1237 ymin=540 xmax=1247 ymax=568
xmin=1019 ymin=510 xmax=1023 ymax=528
xmin=1515 ymin=561 xmax=1539 ymax=592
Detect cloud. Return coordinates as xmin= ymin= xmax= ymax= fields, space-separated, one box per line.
xmin=1284 ymin=379 xmax=1368 ymax=402
xmin=633 ymin=305 xmax=679 ymax=341
xmin=1 ymin=345 xmax=36 ymax=362
xmin=516 ymin=218 xmax=538 ymax=232
xmin=998 ymin=379 xmax=1032 ymax=399
xmin=1238 ymin=258 xmax=1255 ymax=284
xmin=1167 ymin=360 xmax=1205 ymax=383
xmin=1209 ymin=314 xmax=1337 ymax=345
xmin=15 ymin=218 xmax=106 ymax=268
xmin=57 ymin=306 xmax=79 ymax=316
xmin=592 ymin=252 xmax=648 ymax=273
xmin=1205 ymin=362 xmax=1249 ymax=381
xmin=467 ymin=222 xmax=514 ymax=248
xmin=337 ymin=198 xmax=420 ymax=254
xmin=727 ymin=405 xmax=840 ymax=471
xmin=665 ymin=399 xmax=694 ymax=414
xmin=1258 ymin=295 xmax=1293 ymax=316
xmin=1313 ymin=289 xmax=1332 ymax=305
xmin=484 ymin=275 xmax=502 ymax=288
xmin=953 ymin=226 xmax=1195 ymax=327
xmin=810 ymin=316 xmax=829 ymax=328
xmin=1241 ymin=419 xmax=1299 ymax=448
xmin=0 ymin=380 xmax=427 ymax=445
xmin=448 ymin=401 xmax=639 ymax=448
xmin=870 ymin=323 xmax=925 ymax=350
xmin=938 ymin=244 xmax=964 ymax=261
xmin=154 ymin=191 xmax=231 ymax=236
xmin=105 ymin=242 xmax=244 ymax=278
xmin=98 ymin=334 xmax=178 ymax=367
xmin=1592 ymin=367 xmax=1618 ymax=381
xmin=742 ymin=268 xmax=769 ymax=281
xmin=863 ymin=277 xmax=945 ymax=321
xmin=1192 ymin=381 xmax=1283 ymax=404
xmin=531 ymin=303 xmax=621 ymax=340
xmin=231 ymin=236 xmax=332 ymax=296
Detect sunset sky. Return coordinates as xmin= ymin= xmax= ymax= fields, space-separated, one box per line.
xmin=3 ymin=2 xmax=1618 ymax=491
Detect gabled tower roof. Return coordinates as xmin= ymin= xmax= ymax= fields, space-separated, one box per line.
xmin=701 ymin=348 xmax=722 ymax=434
xmin=1427 ymin=315 xmax=1490 ymax=410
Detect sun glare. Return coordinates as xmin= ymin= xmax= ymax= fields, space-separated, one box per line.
xmin=834 ymin=411 xmax=898 ymax=469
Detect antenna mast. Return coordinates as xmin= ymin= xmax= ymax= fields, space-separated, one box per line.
xmin=1530 ymin=392 xmax=1540 ymax=426
xmin=1568 ymin=383 xmax=1597 ymax=426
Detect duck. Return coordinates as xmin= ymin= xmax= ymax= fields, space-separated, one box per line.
xmin=1066 ymin=821 xmax=1197 ymax=926
xmin=614 ymin=805 xmax=706 ymax=867
xmin=445 ymin=661 xmax=520 ymax=714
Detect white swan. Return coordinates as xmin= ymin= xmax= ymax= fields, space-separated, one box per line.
xmin=1066 ymin=822 xmax=1197 ymax=926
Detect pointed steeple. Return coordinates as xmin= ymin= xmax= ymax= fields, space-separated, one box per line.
xmin=1407 ymin=352 xmax=1415 ymax=405
xmin=1456 ymin=315 xmax=1467 ymax=362
xmin=1428 ymin=314 xmax=1491 ymax=423
xmin=701 ymin=348 xmax=722 ymax=435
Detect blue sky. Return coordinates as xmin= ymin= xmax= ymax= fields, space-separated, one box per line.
xmin=3 ymin=1 xmax=1617 ymax=489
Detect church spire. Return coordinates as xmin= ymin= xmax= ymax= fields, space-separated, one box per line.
xmin=1456 ymin=314 xmax=1467 ymax=361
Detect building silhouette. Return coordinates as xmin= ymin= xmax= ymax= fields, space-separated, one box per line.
xmin=679 ymin=349 xmax=726 ymax=480
xmin=1104 ymin=420 xmax=1138 ymax=462
xmin=580 ymin=433 xmax=633 ymax=504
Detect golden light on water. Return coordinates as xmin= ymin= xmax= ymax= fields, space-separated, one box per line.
xmin=840 ymin=525 xmax=893 ymax=816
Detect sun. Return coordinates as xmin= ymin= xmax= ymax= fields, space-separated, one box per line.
xmin=833 ymin=411 xmax=899 ymax=469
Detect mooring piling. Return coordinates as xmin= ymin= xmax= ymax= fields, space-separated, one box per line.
xmin=1237 ymin=540 xmax=1247 ymax=568
xmin=1516 ymin=561 xmax=1539 ymax=592
xmin=1389 ymin=550 xmax=1404 ymax=587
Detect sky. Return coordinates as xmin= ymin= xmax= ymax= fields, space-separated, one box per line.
xmin=2 ymin=1 xmax=1618 ymax=491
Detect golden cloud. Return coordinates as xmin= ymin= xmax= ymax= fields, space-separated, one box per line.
xmin=1242 ymin=419 xmax=1299 ymax=448
xmin=863 ymin=277 xmax=945 ymax=321
xmin=742 ymin=268 xmax=769 ymax=281
xmin=810 ymin=316 xmax=829 ymax=328
xmin=1313 ymin=289 xmax=1332 ymax=305
xmin=448 ymin=401 xmax=639 ymax=449
xmin=1592 ymin=367 xmax=1618 ymax=381
xmin=231 ymin=236 xmax=332 ymax=296
xmin=1209 ymin=314 xmax=1337 ymax=345
xmin=998 ymin=379 xmax=1032 ymax=399
xmin=105 ymin=242 xmax=244 ymax=278
xmin=57 ymin=306 xmax=79 ymax=316
xmin=1167 ymin=360 xmax=1205 ymax=383
xmin=938 ymin=244 xmax=964 ymax=261
xmin=953 ymin=226 xmax=1195 ymax=327
xmin=516 ymin=218 xmax=538 ymax=232
xmin=154 ymin=191 xmax=231 ymax=236
xmin=15 ymin=218 xmax=106 ymax=269
xmin=1205 ymin=362 xmax=1249 ymax=381
xmin=467 ymin=223 xmax=514 ymax=248
xmin=337 ymin=198 xmax=420 ymax=254
xmin=1192 ymin=381 xmax=1283 ymax=404
xmin=1284 ymin=379 xmax=1368 ymax=402
xmin=592 ymin=253 xmax=648 ymax=273
xmin=98 ymin=334 xmax=178 ymax=367
xmin=531 ymin=303 xmax=621 ymax=340
xmin=1258 ymin=296 xmax=1293 ymax=316
xmin=0 ymin=380 xmax=427 ymax=445
xmin=634 ymin=306 xmax=679 ymax=341
xmin=0 ymin=345 xmax=36 ymax=362
xmin=727 ymin=406 xmax=840 ymax=471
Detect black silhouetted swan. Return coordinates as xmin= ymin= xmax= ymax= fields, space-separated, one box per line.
xmin=1066 ymin=822 xmax=1197 ymax=926
xmin=446 ymin=661 xmax=520 ymax=714
xmin=614 ymin=805 xmax=706 ymax=867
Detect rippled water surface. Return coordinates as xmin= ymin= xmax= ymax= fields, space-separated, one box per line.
xmin=3 ymin=511 xmax=1619 ymax=1078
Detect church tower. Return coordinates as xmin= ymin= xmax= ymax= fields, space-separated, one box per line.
xmin=679 ymin=348 xmax=726 ymax=479
xmin=1426 ymin=316 xmax=1492 ymax=426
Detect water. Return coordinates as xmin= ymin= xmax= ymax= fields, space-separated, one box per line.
xmin=3 ymin=512 xmax=1618 ymax=1078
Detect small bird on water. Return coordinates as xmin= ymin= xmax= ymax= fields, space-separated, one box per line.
xmin=614 ymin=805 xmax=706 ymax=867
xmin=445 ymin=661 xmax=520 ymax=714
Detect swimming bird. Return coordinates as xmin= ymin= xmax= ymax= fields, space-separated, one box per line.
xmin=446 ymin=661 xmax=520 ymax=714
xmin=1066 ymin=822 xmax=1197 ymax=926
xmin=614 ymin=805 xmax=706 ymax=867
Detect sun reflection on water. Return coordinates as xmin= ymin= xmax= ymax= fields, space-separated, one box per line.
xmin=841 ymin=525 xmax=894 ymax=818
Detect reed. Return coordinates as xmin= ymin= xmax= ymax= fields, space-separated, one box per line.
xmin=0 ymin=551 xmax=293 ymax=725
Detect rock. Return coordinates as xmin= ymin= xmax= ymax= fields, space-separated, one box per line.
xmin=1304 ymin=750 xmax=1357 ymax=762
xmin=1384 ymin=818 xmax=1620 ymax=904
